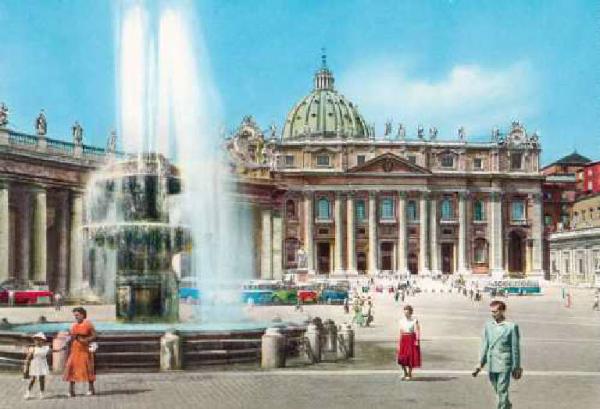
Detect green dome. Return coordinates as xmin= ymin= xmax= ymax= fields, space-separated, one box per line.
xmin=282 ymin=61 xmax=372 ymax=140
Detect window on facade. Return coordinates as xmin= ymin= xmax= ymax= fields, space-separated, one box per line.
xmin=511 ymin=201 xmax=526 ymax=221
xmin=564 ymin=255 xmax=570 ymax=273
xmin=355 ymin=200 xmax=366 ymax=221
xmin=510 ymin=153 xmax=522 ymax=170
xmin=407 ymin=155 xmax=416 ymax=164
xmin=316 ymin=155 xmax=330 ymax=167
xmin=285 ymin=155 xmax=294 ymax=167
xmin=407 ymin=200 xmax=417 ymax=221
xmin=441 ymin=154 xmax=454 ymax=168
xmin=248 ymin=145 xmax=256 ymax=157
xmin=380 ymin=198 xmax=394 ymax=220
xmin=473 ymin=158 xmax=483 ymax=170
xmin=285 ymin=238 xmax=300 ymax=266
xmin=286 ymin=199 xmax=296 ymax=219
xmin=357 ymin=155 xmax=366 ymax=165
xmin=544 ymin=214 xmax=553 ymax=226
xmin=317 ymin=197 xmax=330 ymax=220
xmin=474 ymin=239 xmax=488 ymax=263
xmin=473 ymin=200 xmax=485 ymax=221
xmin=441 ymin=198 xmax=454 ymax=220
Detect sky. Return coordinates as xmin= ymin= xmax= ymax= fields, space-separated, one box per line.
xmin=0 ymin=0 xmax=598 ymax=164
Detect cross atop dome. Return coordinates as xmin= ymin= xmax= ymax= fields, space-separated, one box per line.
xmin=314 ymin=48 xmax=334 ymax=91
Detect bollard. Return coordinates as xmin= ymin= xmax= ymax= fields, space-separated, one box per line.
xmin=322 ymin=319 xmax=337 ymax=361
xmin=337 ymin=323 xmax=354 ymax=359
xmin=160 ymin=331 xmax=182 ymax=371
xmin=261 ymin=327 xmax=286 ymax=368
xmin=52 ymin=331 xmax=70 ymax=373
xmin=305 ymin=323 xmax=321 ymax=363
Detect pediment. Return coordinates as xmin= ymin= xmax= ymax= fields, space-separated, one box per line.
xmin=348 ymin=153 xmax=431 ymax=174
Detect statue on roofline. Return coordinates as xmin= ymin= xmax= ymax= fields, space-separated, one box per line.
xmin=0 ymin=103 xmax=8 ymax=127
xmin=35 ymin=109 xmax=47 ymax=136
xmin=72 ymin=121 xmax=83 ymax=145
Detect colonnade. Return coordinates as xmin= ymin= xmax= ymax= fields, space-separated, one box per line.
xmin=0 ymin=180 xmax=84 ymax=295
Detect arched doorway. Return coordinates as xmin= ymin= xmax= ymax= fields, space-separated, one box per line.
xmin=507 ymin=231 xmax=525 ymax=273
xmin=408 ymin=252 xmax=418 ymax=275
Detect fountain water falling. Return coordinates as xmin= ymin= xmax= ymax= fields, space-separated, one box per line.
xmin=84 ymin=2 xmax=255 ymax=322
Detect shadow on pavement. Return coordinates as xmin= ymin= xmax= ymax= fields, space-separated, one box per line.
xmin=408 ymin=376 xmax=457 ymax=382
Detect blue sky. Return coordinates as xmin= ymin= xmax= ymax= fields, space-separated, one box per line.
xmin=0 ymin=0 xmax=598 ymax=164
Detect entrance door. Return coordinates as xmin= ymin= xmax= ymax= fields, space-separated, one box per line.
xmin=317 ymin=242 xmax=331 ymax=274
xmin=441 ymin=243 xmax=454 ymax=274
xmin=380 ymin=242 xmax=394 ymax=271
xmin=408 ymin=253 xmax=418 ymax=275
xmin=356 ymin=252 xmax=367 ymax=274
xmin=508 ymin=231 xmax=524 ymax=273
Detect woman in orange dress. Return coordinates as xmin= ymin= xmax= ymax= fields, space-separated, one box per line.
xmin=63 ymin=307 xmax=97 ymax=397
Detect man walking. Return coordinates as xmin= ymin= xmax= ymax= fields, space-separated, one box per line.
xmin=473 ymin=300 xmax=522 ymax=409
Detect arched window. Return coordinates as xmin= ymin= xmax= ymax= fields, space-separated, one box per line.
xmin=286 ymin=199 xmax=296 ymax=219
xmin=441 ymin=198 xmax=453 ymax=220
xmin=474 ymin=200 xmax=485 ymax=221
xmin=511 ymin=201 xmax=526 ymax=221
xmin=380 ymin=198 xmax=394 ymax=220
xmin=474 ymin=238 xmax=488 ymax=263
xmin=407 ymin=200 xmax=417 ymax=221
xmin=317 ymin=197 xmax=330 ymax=220
xmin=355 ymin=199 xmax=366 ymax=221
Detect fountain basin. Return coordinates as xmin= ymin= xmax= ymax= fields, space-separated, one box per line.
xmin=0 ymin=321 xmax=306 ymax=372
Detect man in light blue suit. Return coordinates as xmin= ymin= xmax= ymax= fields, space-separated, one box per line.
xmin=473 ymin=300 xmax=522 ymax=409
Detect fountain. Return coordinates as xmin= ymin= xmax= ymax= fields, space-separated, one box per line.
xmin=84 ymin=153 xmax=189 ymax=322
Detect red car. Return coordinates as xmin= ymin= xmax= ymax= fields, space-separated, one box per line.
xmin=297 ymin=286 xmax=319 ymax=303
xmin=0 ymin=279 xmax=54 ymax=305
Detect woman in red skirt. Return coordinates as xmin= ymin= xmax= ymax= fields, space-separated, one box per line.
xmin=397 ymin=304 xmax=421 ymax=380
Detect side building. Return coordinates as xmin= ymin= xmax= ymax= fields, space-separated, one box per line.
xmin=228 ymin=61 xmax=546 ymax=280
xmin=549 ymin=193 xmax=600 ymax=286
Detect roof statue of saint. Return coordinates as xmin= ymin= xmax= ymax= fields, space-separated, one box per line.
xmin=281 ymin=50 xmax=372 ymax=140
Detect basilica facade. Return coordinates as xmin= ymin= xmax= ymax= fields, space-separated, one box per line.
xmin=228 ymin=61 xmax=546 ymax=280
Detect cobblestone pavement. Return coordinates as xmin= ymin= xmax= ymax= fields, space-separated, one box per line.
xmin=1 ymin=284 xmax=599 ymax=408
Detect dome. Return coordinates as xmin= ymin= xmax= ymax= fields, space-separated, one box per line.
xmin=282 ymin=58 xmax=372 ymax=140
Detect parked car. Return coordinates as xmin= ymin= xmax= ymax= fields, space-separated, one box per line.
xmin=178 ymin=277 xmax=201 ymax=303
xmin=320 ymin=285 xmax=349 ymax=304
xmin=271 ymin=284 xmax=297 ymax=304
xmin=0 ymin=279 xmax=54 ymax=305
xmin=297 ymin=285 xmax=319 ymax=304
xmin=241 ymin=280 xmax=277 ymax=305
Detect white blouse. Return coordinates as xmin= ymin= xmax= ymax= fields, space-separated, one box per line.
xmin=399 ymin=317 xmax=418 ymax=333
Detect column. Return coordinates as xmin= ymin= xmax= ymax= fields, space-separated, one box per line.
xmin=69 ymin=191 xmax=84 ymax=295
xmin=530 ymin=192 xmax=544 ymax=277
xmin=489 ymin=192 xmax=504 ymax=278
xmin=32 ymin=186 xmax=47 ymax=283
xmin=458 ymin=191 xmax=468 ymax=275
xmin=56 ymin=192 xmax=70 ymax=295
xmin=346 ymin=193 xmax=356 ymax=273
xmin=429 ymin=194 xmax=439 ymax=275
xmin=368 ymin=191 xmax=377 ymax=275
xmin=334 ymin=193 xmax=343 ymax=273
xmin=397 ymin=191 xmax=408 ymax=276
xmin=419 ymin=192 xmax=429 ymax=275
xmin=261 ymin=208 xmax=273 ymax=279
xmin=304 ymin=192 xmax=314 ymax=272
xmin=19 ymin=191 xmax=32 ymax=281
xmin=272 ymin=211 xmax=283 ymax=280
xmin=0 ymin=181 xmax=8 ymax=283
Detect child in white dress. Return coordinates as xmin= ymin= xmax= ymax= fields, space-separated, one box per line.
xmin=23 ymin=332 xmax=57 ymax=400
